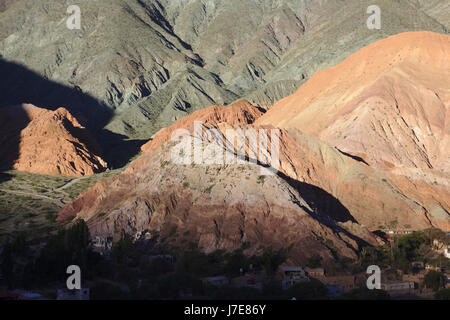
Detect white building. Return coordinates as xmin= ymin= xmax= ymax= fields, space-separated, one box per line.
xmin=445 ymin=248 xmax=450 ymax=259
xmin=382 ymin=281 xmax=415 ymax=291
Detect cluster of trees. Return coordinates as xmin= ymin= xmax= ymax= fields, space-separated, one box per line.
xmin=354 ymin=229 xmax=449 ymax=296
xmin=3 ymin=224 xmax=447 ymax=300
xmin=173 ymin=244 xmax=291 ymax=279
xmin=77 ymin=242 xmax=294 ymax=300
xmin=423 ymin=270 xmax=445 ymax=291
xmin=434 ymin=288 xmax=450 ymax=300
xmin=104 ymin=275 xmax=330 ymax=300
xmin=87 ymin=238 xmax=302 ymax=299
xmin=358 ymin=229 xmax=449 ymax=274
xmin=1 ymin=220 xmax=106 ymax=290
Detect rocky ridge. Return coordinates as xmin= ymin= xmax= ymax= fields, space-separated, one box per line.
xmin=0 ymin=0 xmax=448 ymax=152
xmin=0 ymin=104 xmax=107 ymax=176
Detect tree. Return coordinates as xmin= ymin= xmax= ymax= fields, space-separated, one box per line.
xmin=91 ymin=281 xmax=130 ymax=300
xmin=434 ymin=288 xmax=450 ymax=300
xmin=156 ymin=272 xmax=203 ymax=299
xmin=32 ymin=219 xmax=92 ymax=283
xmin=391 ymin=232 xmax=425 ymax=272
xmin=421 ymin=228 xmax=447 ymax=247
xmin=423 ymin=270 xmax=444 ymax=291
xmin=65 ymin=219 xmax=90 ymax=253
xmin=144 ymin=256 xmax=173 ymax=278
xmin=11 ymin=232 xmax=28 ymax=254
xmin=307 ymin=254 xmax=323 ymax=268
xmin=176 ymin=249 xmax=217 ymax=277
xmin=112 ymin=234 xmax=133 ymax=263
xmin=132 ymin=281 xmax=159 ymax=300
xmin=262 ymin=280 xmax=287 ymax=300
xmin=1 ymin=242 xmax=14 ymax=289
xmin=256 ymin=246 xmax=290 ymax=278
xmin=286 ymin=279 xmax=328 ymax=300
xmin=21 ymin=261 xmax=36 ymax=289
xmin=223 ymin=249 xmax=250 ymax=277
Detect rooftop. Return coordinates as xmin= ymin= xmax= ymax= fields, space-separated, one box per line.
xmin=282 ymin=266 xmax=305 ymax=272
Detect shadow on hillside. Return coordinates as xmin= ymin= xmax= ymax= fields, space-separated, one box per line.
xmin=0 ymin=58 xmax=146 ymax=176
xmin=0 ymin=105 xmax=30 ymax=173
xmin=275 ymin=170 xmax=372 ymax=252
xmin=336 ymin=148 xmax=369 ymax=166
xmin=0 ymin=172 xmax=13 ymax=184
xmin=278 ymin=171 xmax=358 ymax=224
xmin=241 ymin=154 xmax=371 ymax=253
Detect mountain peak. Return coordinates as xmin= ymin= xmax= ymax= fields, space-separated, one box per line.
xmin=257 ymin=31 xmax=450 ymax=171
xmin=0 ymin=104 xmax=107 ymax=176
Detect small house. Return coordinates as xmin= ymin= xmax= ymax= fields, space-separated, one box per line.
xmin=305 ymin=267 xmax=325 ymax=277
xmin=281 ymin=266 xmax=310 ymax=289
xmin=382 ymin=281 xmax=415 ymax=292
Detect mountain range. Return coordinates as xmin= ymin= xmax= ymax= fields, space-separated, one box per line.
xmin=0 ymin=1 xmax=448 ymax=264
xmin=58 ymin=31 xmax=449 ymax=264
xmin=0 ymin=0 xmax=448 ymax=152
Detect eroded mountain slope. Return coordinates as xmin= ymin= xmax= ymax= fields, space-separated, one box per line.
xmin=257 ymin=32 xmax=450 ymax=172
xmin=0 ymin=0 xmax=447 ymax=152
xmin=58 ymin=125 xmax=383 ymax=265
xmin=0 ymin=104 xmax=107 ymax=176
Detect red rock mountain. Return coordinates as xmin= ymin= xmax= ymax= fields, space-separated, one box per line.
xmin=0 ymin=104 xmax=107 ymax=176
xmin=141 ymin=99 xmax=264 ymax=152
xmin=257 ymin=32 xmax=450 ymax=172
xmin=58 ymin=123 xmax=382 ymax=265
xmin=58 ymin=32 xmax=449 ymax=264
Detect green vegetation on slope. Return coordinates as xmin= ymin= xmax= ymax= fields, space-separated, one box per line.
xmin=0 ymin=169 xmax=124 ymax=244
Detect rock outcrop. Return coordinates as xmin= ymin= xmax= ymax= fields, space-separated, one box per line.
xmin=140 ymin=99 xmax=264 ymax=152
xmin=255 ymin=31 xmax=450 ymax=231
xmin=58 ymin=127 xmax=382 ymax=265
xmin=0 ymin=104 xmax=107 ymax=176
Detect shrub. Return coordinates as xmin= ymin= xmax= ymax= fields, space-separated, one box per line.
xmin=208 ymin=286 xmax=262 ymax=300
xmin=112 ymin=234 xmax=133 ymax=263
xmin=307 ymin=254 xmax=323 ymax=268
xmin=286 ymin=279 xmax=328 ymax=300
xmin=91 ymin=281 xmax=130 ymax=300
xmin=423 ymin=270 xmax=444 ymax=291
xmin=434 ymin=288 xmax=450 ymax=300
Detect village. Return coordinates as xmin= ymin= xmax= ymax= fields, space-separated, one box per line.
xmin=1 ymin=226 xmax=449 ymax=300
xmin=199 ymin=258 xmax=450 ymax=300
